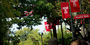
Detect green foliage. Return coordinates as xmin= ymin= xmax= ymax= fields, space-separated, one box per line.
xmin=57 ymin=27 xmax=72 ymax=45
xmin=0 ymin=0 xmax=20 ymax=44
xmin=10 ymin=26 xmax=73 ymax=45
xmin=1 ymin=0 xmax=90 ymax=45
xmin=81 ymin=0 xmax=90 ymax=14
xmin=14 ymin=28 xmax=41 ymax=45
xmin=0 ymin=0 xmax=20 ymax=18
xmin=11 ymin=27 xmax=51 ymax=45
xmin=55 ymin=2 xmax=62 ymax=16
xmin=43 ymin=32 xmax=51 ymax=45
xmin=24 ymin=15 xmax=42 ymax=26
xmin=45 ymin=3 xmax=54 ymax=11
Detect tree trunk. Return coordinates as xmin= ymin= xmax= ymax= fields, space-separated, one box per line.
xmin=52 ymin=23 xmax=57 ymax=39
xmin=88 ymin=19 xmax=90 ymax=41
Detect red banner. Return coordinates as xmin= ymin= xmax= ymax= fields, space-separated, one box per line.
xmin=24 ymin=10 xmax=33 ymax=16
xmin=44 ymin=22 xmax=52 ymax=31
xmin=69 ymin=0 xmax=80 ymax=12
xmin=61 ymin=2 xmax=71 ymax=19
xmin=74 ymin=14 xmax=90 ymax=19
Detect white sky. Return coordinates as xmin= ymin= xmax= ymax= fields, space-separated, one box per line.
xmin=10 ymin=17 xmax=47 ymax=33
xmin=10 ymin=24 xmax=19 ymax=32
xmin=33 ymin=19 xmax=47 ymax=33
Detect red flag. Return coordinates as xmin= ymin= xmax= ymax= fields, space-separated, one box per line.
xmin=24 ymin=11 xmax=28 ymax=14
xmin=61 ymin=2 xmax=71 ymax=19
xmin=24 ymin=10 xmax=33 ymax=16
xmin=69 ymin=0 xmax=80 ymax=12
xmin=74 ymin=14 xmax=90 ymax=19
xmin=29 ymin=10 xmax=33 ymax=14
xmin=44 ymin=22 xmax=50 ymax=31
xmin=49 ymin=23 xmax=53 ymax=29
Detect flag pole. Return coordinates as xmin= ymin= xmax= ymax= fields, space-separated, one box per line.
xmin=60 ymin=19 xmax=64 ymax=45
xmin=60 ymin=0 xmax=65 ymax=45
xmin=68 ymin=0 xmax=75 ymax=40
xmin=69 ymin=7 xmax=75 ymax=40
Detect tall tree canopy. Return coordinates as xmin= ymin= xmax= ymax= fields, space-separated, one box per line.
xmin=0 ymin=0 xmax=90 ymax=44
xmin=0 ymin=0 xmax=20 ymax=44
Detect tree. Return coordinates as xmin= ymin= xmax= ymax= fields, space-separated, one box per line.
xmin=0 ymin=0 xmax=20 ymax=45
xmin=81 ymin=0 xmax=90 ymax=41
xmin=15 ymin=28 xmax=41 ymax=45
xmin=13 ymin=0 xmax=59 ymax=38
xmin=11 ymin=27 xmax=51 ymax=45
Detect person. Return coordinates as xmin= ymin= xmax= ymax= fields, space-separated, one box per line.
xmin=70 ymin=39 xmax=88 ymax=45
xmin=83 ymin=38 xmax=90 ymax=45
xmin=86 ymin=41 xmax=90 ymax=45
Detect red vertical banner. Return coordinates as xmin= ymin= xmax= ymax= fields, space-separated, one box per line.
xmin=49 ymin=23 xmax=53 ymax=29
xmin=69 ymin=0 xmax=80 ymax=12
xmin=44 ymin=22 xmax=50 ymax=31
xmin=61 ymin=2 xmax=71 ymax=19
